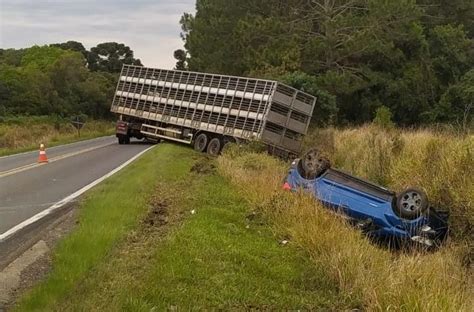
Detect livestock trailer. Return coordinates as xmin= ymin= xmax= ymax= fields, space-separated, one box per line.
xmin=111 ymin=65 xmax=317 ymax=157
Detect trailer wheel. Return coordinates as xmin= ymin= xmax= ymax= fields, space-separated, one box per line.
xmin=194 ymin=133 xmax=208 ymax=152
xmin=207 ymin=138 xmax=222 ymax=156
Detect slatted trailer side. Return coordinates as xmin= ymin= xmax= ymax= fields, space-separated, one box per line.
xmin=111 ymin=65 xmax=316 ymax=157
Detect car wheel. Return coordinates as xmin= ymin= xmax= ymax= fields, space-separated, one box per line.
xmin=396 ymin=187 xmax=428 ymax=219
xmin=207 ymin=137 xmax=222 ymax=156
xmin=297 ymin=148 xmax=331 ymax=179
xmin=194 ymin=133 xmax=208 ymax=152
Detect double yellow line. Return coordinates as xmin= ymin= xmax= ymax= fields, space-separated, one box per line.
xmin=0 ymin=143 xmax=113 ymax=178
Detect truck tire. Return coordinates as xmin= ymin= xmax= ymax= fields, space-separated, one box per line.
xmin=207 ymin=138 xmax=222 ymax=156
xmin=194 ymin=133 xmax=208 ymax=152
xmin=395 ymin=188 xmax=428 ymax=220
xmin=297 ymin=148 xmax=330 ymax=179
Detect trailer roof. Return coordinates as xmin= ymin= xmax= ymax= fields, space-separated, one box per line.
xmin=121 ymin=64 xmax=316 ymax=100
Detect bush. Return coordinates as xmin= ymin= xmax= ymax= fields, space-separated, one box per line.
xmin=373 ymin=106 xmax=395 ymax=129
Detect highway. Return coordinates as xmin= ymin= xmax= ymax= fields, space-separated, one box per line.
xmin=0 ymin=136 xmax=153 ymax=239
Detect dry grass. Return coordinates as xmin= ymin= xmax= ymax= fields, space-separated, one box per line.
xmin=0 ymin=116 xmax=114 ymax=156
xmin=304 ymin=126 xmax=473 ymax=241
xmin=218 ymin=127 xmax=473 ymax=311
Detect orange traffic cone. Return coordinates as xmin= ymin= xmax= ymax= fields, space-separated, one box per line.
xmin=38 ymin=143 xmax=49 ymax=163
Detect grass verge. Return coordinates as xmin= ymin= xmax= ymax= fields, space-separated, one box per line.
xmin=0 ymin=116 xmax=114 ymax=156
xmin=15 ymin=144 xmax=347 ymax=311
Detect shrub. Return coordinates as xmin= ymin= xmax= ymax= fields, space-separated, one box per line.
xmin=373 ymin=106 xmax=395 ymax=129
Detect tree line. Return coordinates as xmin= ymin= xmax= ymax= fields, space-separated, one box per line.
xmin=175 ymin=0 xmax=474 ymax=127
xmin=0 ymin=42 xmax=142 ymax=119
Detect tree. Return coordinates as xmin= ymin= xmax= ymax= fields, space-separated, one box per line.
xmin=434 ymin=69 xmax=474 ymax=127
xmin=88 ymin=42 xmax=143 ymax=73
xmin=0 ymin=48 xmax=26 ymax=67
xmin=417 ymin=0 xmax=474 ymax=37
xmin=178 ymin=0 xmax=474 ymax=126
xmin=179 ymin=1 xmax=254 ymax=74
xmin=77 ymin=71 xmax=116 ymax=118
xmin=173 ymin=49 xmax=188 ymax=70
xmin=21 ymin=45 xmax=69 ymax=70
xmin=428 ymin=24 xmax=473 ymax=86
xmin=51 ymin=41 xmax=87 ymax=54
xmin=280 ymin=71 xmax=338 ymax=125
xmin=0 ymin=45 xmax=117 ymax=118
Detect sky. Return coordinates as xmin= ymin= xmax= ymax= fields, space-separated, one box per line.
xmin=0 ymin=0 xmax=196 ymax=69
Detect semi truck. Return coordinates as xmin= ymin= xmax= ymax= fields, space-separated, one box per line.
xmin=110 ymin=65 xmax=317 ymax=158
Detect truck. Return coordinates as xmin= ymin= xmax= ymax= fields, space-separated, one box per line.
xmin=110 ymin=65 xmax=317 ymax=158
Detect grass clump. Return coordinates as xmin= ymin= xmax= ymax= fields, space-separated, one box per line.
xmin=0 ymin=116 xmax=114 ymax=156
xmin=218 ymin=148 xmax=473 ymax=311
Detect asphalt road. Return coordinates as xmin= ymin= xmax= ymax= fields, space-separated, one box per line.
xmin=0 ymin=137 xmax=152 ymax=236
xmin=0 ymin=136 xmax=116 ymax=173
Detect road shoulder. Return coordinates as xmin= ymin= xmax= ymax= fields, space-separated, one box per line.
xmin=0 ymin=209 xmax=77 ymax=310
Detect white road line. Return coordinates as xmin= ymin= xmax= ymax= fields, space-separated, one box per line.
xmin=0 ymin=142 xmax=115 ymax=178
xmin=0 ymin=145 xmax=155 ymax=243
xmin=0 ymin=136 xmax=114 ymax=160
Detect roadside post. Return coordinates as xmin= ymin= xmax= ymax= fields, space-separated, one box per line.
xmin=71 ymin=116 xmax=86 ymax=137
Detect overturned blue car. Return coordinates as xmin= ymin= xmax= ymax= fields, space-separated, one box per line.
xmin=284 ymin=149 xmax=449 ymax=247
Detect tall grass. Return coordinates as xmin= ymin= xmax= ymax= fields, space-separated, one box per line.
xmin=304 ymin=126 xmax=473 ymax=242
xmin=218 ymin=127 xmax=473 ymax=311
xmin=0 ymin=116 xmax=114 ymax=156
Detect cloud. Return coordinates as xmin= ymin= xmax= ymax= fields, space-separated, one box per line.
xmin=0 ymin=0 xmax=195 ymax=68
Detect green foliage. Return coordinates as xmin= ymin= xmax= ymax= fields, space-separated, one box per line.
xmin=20 ymin=45 xmax=70 ymax=70
xmin=51 ymin=41 xmax=86 ymax=53
xmin=418 ymin=0 xmax=474 ymax=37
xmin=88 ymin=42 xmax=143 ymax=73
xmin=373 ymin=106 xmax=395 ymax=129
xmin=52 ymin=41 xmax=142 ymax=74
xmin=0 ymin=48 xmax=26 ymax=66
xmin=0 ymin=42 xmax=135 ymax=118
xmin=179 ymin=0 xmax=474 ymax=127
xmin=173 ymin=49 xmax=188 ymax=70
xmin=436 ymin=69 xmax=474 ymax=127
xmin=280 ymin=72 xmax=338 ymax=125
xmin=429 ymin=24 xmax=473 ymax=85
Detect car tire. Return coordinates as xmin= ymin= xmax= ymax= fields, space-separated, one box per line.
xmin=396 ymin=187 xmax=429 ymax=220
xmin=297 ymin=148 xmax=331 ymax=179
xmin=194 ymin=133 xmax=208 ymax=152
xmin=207 ymin=137 xmax=222 ymax=156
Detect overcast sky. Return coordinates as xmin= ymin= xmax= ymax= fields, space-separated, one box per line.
xmin=0 ymin=0 xmax=196 ymax=68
